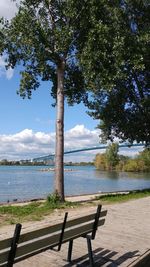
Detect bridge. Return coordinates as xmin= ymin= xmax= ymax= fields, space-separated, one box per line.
xmin=32 ymin=143 xmax=145 ymax=162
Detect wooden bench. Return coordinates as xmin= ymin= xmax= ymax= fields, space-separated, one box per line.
xmin=0 ymin=205 xmax=107 ymax=267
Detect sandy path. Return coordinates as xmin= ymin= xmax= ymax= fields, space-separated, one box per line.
xmin=0 ymin=196 xmax=150 ymax=266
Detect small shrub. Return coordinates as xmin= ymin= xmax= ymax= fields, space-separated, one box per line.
xmin=47 ymin=192 xmax=61 ymax=205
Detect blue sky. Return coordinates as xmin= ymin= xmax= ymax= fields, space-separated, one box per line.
xmin=0 ymin=0 xmax=143 ymax=161
xmin=0 ymin=58 xmax=101 ymax=161
xmin=0 ymin=67 xmax=98 ymax=134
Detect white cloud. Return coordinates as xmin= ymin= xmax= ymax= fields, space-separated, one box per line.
xmin=65 ymin=125 xmax=100 ymax=149
xmin=6 ymin=68 xmax=14 ymax=79
xmin=0 ymin=129 xmax=55 ymax=160
xmin=0 ymin=125 xmax=143 ymax=162
xmin=0 ymin=125 xmax=100 ymax=161
xmin=0 ymin=56 xmax=14 ymax=80
xmin=0 ymin=0 xmax=20 ymax=20
xmin=119 ymin=146 xmax=144 ymax=158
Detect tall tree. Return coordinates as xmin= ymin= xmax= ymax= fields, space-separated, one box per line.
xmin=87 ymin=0 xmax=150 ymax=145
xmin=94 ymin=153 xmax=107 ymax=171
xmin=105 ymin=143 xmax=119 ymax=170
xmin=1 ymin=0 xmax=138 ymax=200
xmin=0 ymin=0 xmax=88 ymax=201
xmin=94 ymin=143 xmax=119 ymax=170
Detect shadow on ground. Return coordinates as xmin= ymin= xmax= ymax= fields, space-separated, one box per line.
xmin=62 ymin=247 xmax=140 ymax=266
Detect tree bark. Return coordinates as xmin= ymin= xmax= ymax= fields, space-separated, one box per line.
xmin=55 ymin=60 xmax=65 ymax=201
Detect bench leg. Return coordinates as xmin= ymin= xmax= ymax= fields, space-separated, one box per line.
xmin=67 ymin=240 xmax=73 ymax=262
xmin=8 ymin=223 xmax=22 ymax=267
xmin=87 ymin=237 xmax=95 ymax=267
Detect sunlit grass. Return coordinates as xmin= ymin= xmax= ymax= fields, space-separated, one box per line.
xmin=0 ymin=189 xmax=150 ymax=226
xmin=95 ymin=188 xmax=150 ymax=203
xmin=0 ymin=195 xmax=79 ymax=226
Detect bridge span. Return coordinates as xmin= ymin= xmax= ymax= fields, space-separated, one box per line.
xmin=32 ymin=143 xmax=145 ymax=162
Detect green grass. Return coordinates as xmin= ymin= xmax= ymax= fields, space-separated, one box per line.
xmin=0 ymin=189 xmax=150 ymax=226
xmin=0 ymin=198 xmax=79 ymax=226
xmin=95 ymin=188 xmax=150 ymax=203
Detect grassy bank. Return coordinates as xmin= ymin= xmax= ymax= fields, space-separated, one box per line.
xmin=95 ymin=188 xmax=150 ymax=203
xmin=0 ymin=189 xmax=150 ymax=226
xmin=0 ymin=197 xmax=78 ymax=226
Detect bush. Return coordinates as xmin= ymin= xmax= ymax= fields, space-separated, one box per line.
xmin=94 ymin=153 xmax=107 ymax=170
xmin=122 ymin=157 xmax=150 ymax=172
xmin=47 ymin=192 xmax=61 ymax=204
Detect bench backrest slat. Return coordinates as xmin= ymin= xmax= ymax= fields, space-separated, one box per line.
xmin=0 ymin=263 xmax=7 ymax=267
xmin=18 ymin=212 xmax=98 ymax=244
xmin=0 ymin=207 xmax=107 ymax=266
xmin=65 ymin=210 xmax=107 ymax=229
xmin=0 ymin=232 xmax=61 ymax=266
xmin=0 ymin=250 xmax=9 ymax=265
xmin=63 ymin=218 xmax=105 ymax=242
xmin=16 ymin=222 xmax=95 ymax=260
xmin=16 ymin=232 xmax=61 ymax=261
xmin=0 ymin=210 xmax=107 ymax=251
xmin=0 ymin=238 xmax=12 ymax=251
xmin=15 ymin=218 xmax=105 ymax=263
xmin=19 ymin=221 xmax=64 ymax=244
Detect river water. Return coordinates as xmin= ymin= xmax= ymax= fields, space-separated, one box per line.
xmin=0 ymin=165 xmax=150 ymax=203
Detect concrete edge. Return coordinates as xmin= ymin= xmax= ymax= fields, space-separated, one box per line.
xmin=128 ymin=249 xmax=150 ymax=267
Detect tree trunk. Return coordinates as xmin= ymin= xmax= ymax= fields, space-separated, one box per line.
xmin=55 ymin=60 xmax=65 ymax=202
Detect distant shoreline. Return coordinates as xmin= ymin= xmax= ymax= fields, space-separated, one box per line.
xmin=1 ymin=189 xmax=150 ymax=206
xmin=0 ymin=190 xmax=130 ymax=206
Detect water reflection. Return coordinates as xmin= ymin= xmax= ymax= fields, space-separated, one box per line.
xmin=124 ymin=172 xmax=150 ymax=180
xmin=94 ymin=169 xmax=150 ymax=180
xmin=94 ymin=170 xmax=120 ymax=179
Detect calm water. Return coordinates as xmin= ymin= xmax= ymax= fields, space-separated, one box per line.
xmin=0 ymin=165 xmax=150 ymax=203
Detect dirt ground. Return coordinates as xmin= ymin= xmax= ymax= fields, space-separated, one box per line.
xmin=0 ymin=196 xmax=150 ymax=266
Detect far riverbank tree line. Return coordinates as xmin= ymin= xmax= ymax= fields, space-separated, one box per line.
xmin=94 ymin=143 xmax=150 ymax=172
xmin=0 ymin=160 xmax=93 ymax=166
